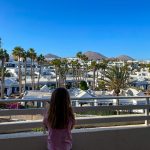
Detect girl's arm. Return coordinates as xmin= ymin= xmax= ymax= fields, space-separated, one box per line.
xmin=71 ymin=118 xmax=75 ymax=130
xmin=43 ymin=115 xmax=48 ymax=131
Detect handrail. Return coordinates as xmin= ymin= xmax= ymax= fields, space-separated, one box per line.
xmin=0 ymin=96 xmax=150 ymax=103
xmin=0 ymin=96 xmax=150 ymax=133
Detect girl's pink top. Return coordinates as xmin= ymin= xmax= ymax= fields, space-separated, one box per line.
xmin=43 ymin=115 xmax=74 ymax=150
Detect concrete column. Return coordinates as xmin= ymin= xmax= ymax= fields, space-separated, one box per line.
xmin=75 ymin=100 xmax=79 ymax=107
xmin=94 ymin=99 xmax=98 ymax=106
xmin=145 ymin=97 xmax=149 ymax=126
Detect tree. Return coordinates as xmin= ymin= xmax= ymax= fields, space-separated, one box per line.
xmin=70 ymin=60 xmax=77 ymax=87
xmin=103 ymin=65 xmax=129 ymax=104
xmin=50 ymin=58 xmax=69 ymax=88
xmin=0 ymin=48 xmax=9 ymax=98
xmin=98 ymin=80 xmax=106 ymax=91
xmin=81 ymin=54 xmax=88 ymax=81
xmin=59 ymin=59 xmax=69 ymax=87
xmin=0 ymin=67 xmax=11 ymax=98
xmin=0 ymin=67 xmax=11 ymax=77
xmin=12 ymin=46 xmax=24 ymax=95
xmin=76 ymin=52 xmax=89 ymax=81
xmin=76 ymin=51 xmax=82 ymax=60
xmin=90 ymin=61 xmax=98 ymax=90
xmin=99 ymin=59 xmax=108 ymax=79
xmin=22 ymin=50 xmax=27 ymax=91
xmin=37 ymin=54 xmax=45 ymax=89
xmin=79 ymin=80 xmax=89 ymax=90
xmin=75 ymin=60 xmax=81 ymax=87
xmin=27 ymin=48 xmax=37 ymax=90
xmin=50 ymin=59 xmax=61 ymax=88
xmin=76 ymin=52 xmax=83 ymax=83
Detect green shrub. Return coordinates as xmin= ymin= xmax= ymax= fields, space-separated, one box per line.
xmin=32 ymin=127 xmax=44 ymax=132
xmin=79 ymin=81 xmax=89 ymax=90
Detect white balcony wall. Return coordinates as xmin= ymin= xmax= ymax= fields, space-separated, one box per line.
xmin=1 ymin=125 xmax=150 ymax=150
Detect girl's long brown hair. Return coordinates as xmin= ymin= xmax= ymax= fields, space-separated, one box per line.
xmin=48 ymin=87 xmax=75 ymax=129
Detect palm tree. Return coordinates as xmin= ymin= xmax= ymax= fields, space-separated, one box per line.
xmin=71 ymin=60 xmax=81 ymax=88
xmin=103 ymin=65 xmax=129 ymax=104
xmin=76 ymin=51 xmax=82 ymax=60
xmin=70 ymin=60 xmax=78 ymax=87
xmin=27 ymin=48 xmax=37 ymax=90
xmin=50 ymin=58 xmax=69 ymax=88
xmin=81 ymin=54 xmax=88 ymax=81
xmin=0 ymin=67 xmax=11 ymax=97
xmin=76 ymin=52 xmax=84 ymax=83
xmin=0 ymin=67 xmax=11 ymax=77
xmin=76 ymin=52 xmax=88 ymax=81
xmin=99 ymin=59 xmax=108 ymax=80
xmin=76 ymin=61 xmax=81 ymax=87
xmin=0 ymin=48 xmax=9 ymax=98
xmin=59 ymin=59 xmax=69 ymax=87
xmin=90 ymin=61 xmax=98 ymax=90
xmin=22 ymin=50 xmax=27 ymax=91
xmin=50 ymin=59 xmax=61 ymax=88
xmin=12 ymin=46 xmax=24 ymax=95
xmin=37 ymin=54 xmax=45 ymax=89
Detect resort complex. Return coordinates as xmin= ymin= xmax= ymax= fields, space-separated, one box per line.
xmin=1 ymin=49 xmax=150 ymax=99
xmin=1 ymin=48 xmax=150 ymax=150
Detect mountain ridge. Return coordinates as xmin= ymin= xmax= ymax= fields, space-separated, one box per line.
xmin=116 ymin=55 xmax=135 ymax=61
xmin=83 ymin=51 xmax=107 ymax=60
xmin=44 ymin=53 xmax=60 ymax=59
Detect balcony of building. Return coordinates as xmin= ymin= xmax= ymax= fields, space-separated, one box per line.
xmin=1 ymin=96 xmax=150 ymax=150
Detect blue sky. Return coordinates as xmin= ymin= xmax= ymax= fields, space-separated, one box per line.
xmin=0 ymin=0 xmax=150 ymax=59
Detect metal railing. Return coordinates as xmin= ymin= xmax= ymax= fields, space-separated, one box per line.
xmin=0 ymin=96 xmax=150 ymax=133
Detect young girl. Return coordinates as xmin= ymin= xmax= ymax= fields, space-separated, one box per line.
xmin=43 ymin=87 xmax=75 ymax=150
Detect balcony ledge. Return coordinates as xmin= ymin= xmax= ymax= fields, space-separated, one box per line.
xmin=1 ymin=124 xmax=150 ymax=150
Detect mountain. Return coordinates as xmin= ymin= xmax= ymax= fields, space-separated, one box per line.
xmin=44 ymin=53 xmax=60 ymax=59
xmin=84 ymin=51 xmax=107 ymax=60
xmin=116 ymin=55 xmax=135 ymax=61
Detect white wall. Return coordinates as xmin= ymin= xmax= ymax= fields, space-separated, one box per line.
xmin=0 ymin=125 xmax=150 ymax=150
